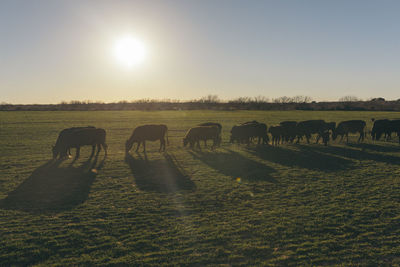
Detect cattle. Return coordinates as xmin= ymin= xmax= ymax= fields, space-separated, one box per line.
xmin=183 ymin=126 xmax=220 ymax=149
xmin=52 ymin=127 xmax=107 ymax=159
xmin=371 ymin=119 xmax=400 ymax=142
xmin=387 ymin=120 xmax=400 ymax=143
xmin=125 ymin=124 xmax=168 ymax=153
xmin=268 ymin=126 xmax=284 ymax=145
xmin=52 ymin=126 xmax=95 ymax=158
xmin=230 ymin=122 xmax=268 ymax=145
xmin=295 ymin=120 xmax=329 ymax=144
xmin=371 ymin=119 xmax=392 ymax=141
xmin=332 ymin=120 xmax=366 ymax=143
xmin=198 ymin=122 xmax=222 ymax=146
xmin=279 ymin=121 xmax=297 ymax=143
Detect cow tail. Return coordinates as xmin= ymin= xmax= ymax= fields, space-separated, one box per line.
xmin=166 ymin=129 xmax=170 ymax=145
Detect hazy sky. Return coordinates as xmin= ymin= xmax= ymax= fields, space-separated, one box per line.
xmin=1 ymin=0 xmax=400 ymax=104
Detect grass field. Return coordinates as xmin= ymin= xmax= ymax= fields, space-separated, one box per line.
xmin=1 ymin=110 xmax=400 ymax=265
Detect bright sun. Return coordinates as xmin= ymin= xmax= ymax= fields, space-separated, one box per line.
xmin=114 ymin=36 xmax=147 ymax=68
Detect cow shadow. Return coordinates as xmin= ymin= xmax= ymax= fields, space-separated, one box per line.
xmin=125 ymin=152 xmax=195 ymax=193
xmin=189 ymin=149 xmax=277 ymax=183
xmin=302 ymin=145 xmax=400 ymax=165
xmin=0 ymin=155 xmax=105 ymax=213
xmin=246 ymin=145 xmax=352 ymax=171
xmin=346 ymin=142 xmax=400 ymax=153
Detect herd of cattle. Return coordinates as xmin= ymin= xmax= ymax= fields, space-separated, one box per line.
xmin=51 ymin=118 xmax=400 ymax=159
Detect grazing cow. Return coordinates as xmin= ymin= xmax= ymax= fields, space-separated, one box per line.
xmin=52 ymin=126 xmax=95 ymax=158
xmin=125 ymin=124 xmax=168 ymax=153
xmin=371 ymin=119 xmax=400 ymax=142
xmin=279 ymin=121 xmax=297 ymax=143
xmin=268 ymin=126 xmax=284 ymax=145
xmin=198 ymin=122 xmax=222 ymax=146
xmin=371 ymin=119 xmax=392 ymax=141
xmin=388 ymin=119 xmax=400 ymax=144
xmin=52 ymin=127 xmax=107 ymax=159
xmin=230 ymin=122 xmax=268 ymax=145
xmin=295 ymin=120 xmax=328 ymax=144
xmin=332 ymin=120 xmax=366 ymax=143
xmin=183 ymin=126 xmax=220 ymax=149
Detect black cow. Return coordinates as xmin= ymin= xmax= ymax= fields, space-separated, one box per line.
xmin=53 ymin=127 xmax=107 ymax=159
xmin=183 ymin=126 xmax=220 ymax=149
xmin=230 ymin=122 xmax=268 ymax=145
xmin=125 ymin=124 xmax=168 ymax=153
xmin=198 ymin=122 xmax=222 ymax=146
xmin=332 ymin=120 xmax=366 ymax=143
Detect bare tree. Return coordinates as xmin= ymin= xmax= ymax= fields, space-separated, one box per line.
xmin=199 ymin=94 xmax=220 ymax=103
xmin=253 ymin=95 xmax=270 ymax=103
xmin=273 ymin=96 xmax=291 ymax=103
xmin=339 ymin=95 xmax=361 ymax=102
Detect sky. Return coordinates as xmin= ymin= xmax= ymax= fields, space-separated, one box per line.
xmin=1 ymin=0 xmax=400 ymax=104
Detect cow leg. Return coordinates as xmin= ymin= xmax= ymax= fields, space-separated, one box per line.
xmin=90 ymin=145 xmax=96 ymax=158
xmin=75 ymin=147 xmax=80 ymax=160
xmin=143 ymin=141 xmax=146 ymax=152
xmin=196 ymin=140 xmax=201 ymax=149
xmin=346 ymin=133 xmax=349 ymax=143
xmin=160 ymin=138 xmax=165 ymax=152
xmin=102 ymin=143 xmax=108 ymax=156
xmin=204 ymin=140 xmax=207 ymax=147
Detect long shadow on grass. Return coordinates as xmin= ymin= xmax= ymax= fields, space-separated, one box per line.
xmin=346 ymin=142 xmax=400 ymax=153
xmin=246 ymin=145 xmax=352 ymax=171
xmin=189 ymin=149 xmax=277 ymax=183
xmin=125 ymin=152 xmax=195 ymax=193
xmin=301 ymin=144 xmax=400 ymax=165
xmin=0 ymin=155 xmax=104 ymax=213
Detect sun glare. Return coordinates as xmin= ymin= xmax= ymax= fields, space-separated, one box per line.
xmin=114 ymin=36 xmax=147 ymax=68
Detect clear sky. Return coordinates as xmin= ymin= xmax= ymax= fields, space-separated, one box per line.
xmin=1 ymin=0 xmax=400 ymax=104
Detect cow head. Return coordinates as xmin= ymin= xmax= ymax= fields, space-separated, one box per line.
xmin=125 ymin=139 xmax=133 ymax=153
xmin=183 ymin=138 xmax=188 ymax=147
xmin=52 ymin=145 xmax=58 ymax=159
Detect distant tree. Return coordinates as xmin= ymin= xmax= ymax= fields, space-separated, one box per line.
xmin=370 ymin=97 xmax=385 ymax=102
xmin=199 ymin=94 xmax=220 ymax=103
xmin=339 ymin=95 xmax=361 ymax=102
xmin=253 ymin=95 xmax=270 ymax=103
xmin=273 ymin=96 xmax=291 ymax=103
xmin=229 ymin=97 xmax=252 ymax=103
xmin=291 ymin=95 xmax=313 ymax=103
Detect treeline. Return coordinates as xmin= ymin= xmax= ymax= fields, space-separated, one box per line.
xmin=2 ymin=95 xmax=400 ymax=111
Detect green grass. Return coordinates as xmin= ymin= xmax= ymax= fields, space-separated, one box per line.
xmin=1 ymin=110 xmax=400 ymax=265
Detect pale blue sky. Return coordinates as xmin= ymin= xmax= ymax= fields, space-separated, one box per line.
xmin=1 ymin=0 xmax=400 ymax=103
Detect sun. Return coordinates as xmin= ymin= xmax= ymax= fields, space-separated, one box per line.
xmin=113 ymin=36 xmax=147 ymax=68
